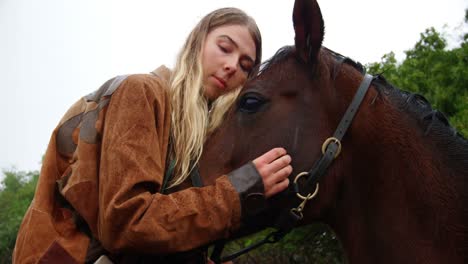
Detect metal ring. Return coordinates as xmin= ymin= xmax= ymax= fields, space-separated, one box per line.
xmin=293 ymin=172 xmax=309 ymax=184
xmin=321 ymin=137 xmax=342 ymax=158
xmin=296 ymin=183 xmax=319 ymax=200
xmin=293 ymin=172 xmax=320 ymax=200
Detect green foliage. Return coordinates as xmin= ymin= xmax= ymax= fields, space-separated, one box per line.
xmin=221 ymin=223 xmax=344 ymax=264
xmin=367 ymin=27 xmax=468 ymax=136
xmin=0 ymin=170 xmax=38 ymax=263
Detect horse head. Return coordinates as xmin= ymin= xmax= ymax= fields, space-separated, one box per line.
xmin=201 ymin=0 xmax=372 ymax=225
xmin=200 ymin=0 xmax=468 ymax=263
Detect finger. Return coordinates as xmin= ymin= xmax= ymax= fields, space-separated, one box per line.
xmin=253 ymin=147 xmax=286 ymax=165
xmin=265 ymin=178 xmax=290 ymax=198
xmin=264 ymin=165 xmax=292 ymax=186
xmin=267 ymin=155 xmax=291 ymax=173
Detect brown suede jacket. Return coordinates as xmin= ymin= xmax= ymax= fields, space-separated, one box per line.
xmin=13 ymin=66 xmax=265 ymax=263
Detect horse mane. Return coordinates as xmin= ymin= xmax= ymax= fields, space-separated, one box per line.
xmin=258 ymin=46 xmax=294 ymax=75
xmin=259 ymin=46 xmax=366 ymax=82
xmin=371 ymin=74 xmax=468 ymax=171
xmin=324 ymin=47 xmax=366 ymax=75
xmin=372 ymin=75 xmax=465 ymax=138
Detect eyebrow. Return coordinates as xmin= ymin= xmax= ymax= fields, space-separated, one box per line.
xmin=219 ymin=35 xmax=255 ymax=64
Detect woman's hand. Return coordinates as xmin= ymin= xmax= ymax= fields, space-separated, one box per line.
xmin=253 ymin=148 xmax=292 ymax=198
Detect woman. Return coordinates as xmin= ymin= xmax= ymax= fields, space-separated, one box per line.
xmin=13 ymin=7 xmax=291 ymax=263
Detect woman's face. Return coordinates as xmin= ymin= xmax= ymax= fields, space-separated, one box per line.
xmin=201 ymin=24 xmax=256 ymax=101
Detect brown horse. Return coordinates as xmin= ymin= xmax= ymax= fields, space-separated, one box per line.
xmin=199 ymin=0 xmax=468 ymax=263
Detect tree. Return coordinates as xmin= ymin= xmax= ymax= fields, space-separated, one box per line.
xmin=367 ymin=26 xmax=468 ymax=136
xmin=0 ymin=170 xmax=38 ymax=263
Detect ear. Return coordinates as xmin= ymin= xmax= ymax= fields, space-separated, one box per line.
xmin=293 ymin=0 xmax=324 ymax=63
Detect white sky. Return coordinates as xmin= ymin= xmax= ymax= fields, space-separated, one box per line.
xmin=0 ymin=0 xmax=466 ymax=177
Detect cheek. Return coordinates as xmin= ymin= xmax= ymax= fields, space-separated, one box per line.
xmin=201 ymin=54 xmax=211 ymax=75
xmin=202 ymin=46 xmax=217 ymax=73
xmin=232 ymin=74 xmax=247 ymax=89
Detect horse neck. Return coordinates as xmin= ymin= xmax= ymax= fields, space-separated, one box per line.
xmin=322 ymin=77 xmax=468 ymax=263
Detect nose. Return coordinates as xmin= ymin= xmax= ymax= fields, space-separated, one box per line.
xmin=223 ymin=56 xmax=238 ymax=76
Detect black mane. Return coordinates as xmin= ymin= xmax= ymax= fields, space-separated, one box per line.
xmin=372 ymin=74 xmax=466 ymax=141
xmin=258 ymin=46 xmax=294 ymax=75
xmin=324 ymin=47 xmax=365 ymax=75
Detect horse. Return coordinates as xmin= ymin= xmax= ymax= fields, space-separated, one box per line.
xmin=198 ymin=0 xmax=468 ymax=263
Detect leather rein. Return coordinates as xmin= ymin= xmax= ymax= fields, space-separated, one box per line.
xmin=210 ymin=73 xmax=374 ymax=263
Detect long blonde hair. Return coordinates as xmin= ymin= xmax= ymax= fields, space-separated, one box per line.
xmin=168 ymin=7 xmax=262 ymax=187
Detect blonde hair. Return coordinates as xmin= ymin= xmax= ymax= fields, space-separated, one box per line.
xmin=168 ymin=7 xmax=262 ymax=187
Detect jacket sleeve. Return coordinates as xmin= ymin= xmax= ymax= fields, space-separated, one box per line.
xmin=97 ymin=74 xmax=242 ymax=254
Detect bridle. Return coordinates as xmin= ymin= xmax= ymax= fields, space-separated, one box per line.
xmin=210 ymin=73 xmax=374 ymax=263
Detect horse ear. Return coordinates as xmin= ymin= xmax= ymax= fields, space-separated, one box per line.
xmin=293 ymin=0 xmax=324 ymax=63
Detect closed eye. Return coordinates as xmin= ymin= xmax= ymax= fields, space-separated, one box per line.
xmin=219 ymin=44 xmax=230 ymax=53
xmin=237 ymin=93 xmax=267 ymax=114
xmin=240 ymin=59 xmax=254 ymax=74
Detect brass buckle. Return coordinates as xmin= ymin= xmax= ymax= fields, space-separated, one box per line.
xmin=321 ymin=137 xmax=342 ymax=158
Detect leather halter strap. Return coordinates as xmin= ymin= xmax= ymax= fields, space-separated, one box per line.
xmin=299 ymin=73 xmax=373 ymax=196
xmin=190 ymin=167 xmax=204 ymax=188
xmin=211 ymin=73 xmax=374 ymax=264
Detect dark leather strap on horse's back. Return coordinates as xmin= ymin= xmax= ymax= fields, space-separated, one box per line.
xmin=161 ymin=162 xmax=204 ymax=194
xmin=190 ymin=167 xmax=204 ymax=188
xmin=161 ymin=160 xmax=175 ymax=194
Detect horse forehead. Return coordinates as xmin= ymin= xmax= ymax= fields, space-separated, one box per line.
xmin=247 ymin=62 xmax=309 ymax=94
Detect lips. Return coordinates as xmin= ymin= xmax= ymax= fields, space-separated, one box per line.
xmin=213 ymin=76 xmax=227 ymax=89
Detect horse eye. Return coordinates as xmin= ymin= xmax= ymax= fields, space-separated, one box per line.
xmin=237 ymin=93 xmax=265 ymax=113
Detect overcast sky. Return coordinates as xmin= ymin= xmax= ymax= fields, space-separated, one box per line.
xmin=0 ymin=0 xmax=466 ymax=178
